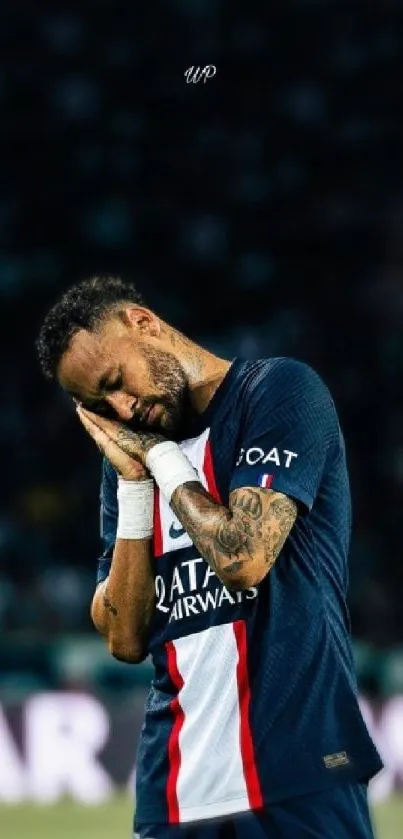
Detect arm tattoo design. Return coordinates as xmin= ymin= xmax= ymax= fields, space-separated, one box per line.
xmin=116 ymin=427 xmax=166 ymax=460
xmin=260 ymin=495 xmax=298 ymax=568
xmin=170 ymin=484 xmax=297 ymax=588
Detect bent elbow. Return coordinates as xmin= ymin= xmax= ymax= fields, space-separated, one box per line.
xmin=107 ymin=637 xmax=147 ymax=664
xmin=222 ymin=564 xmax=269 ymax=591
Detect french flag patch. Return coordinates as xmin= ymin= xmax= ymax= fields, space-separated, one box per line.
xmin=258 ymin=473 xmax=274 ymax=488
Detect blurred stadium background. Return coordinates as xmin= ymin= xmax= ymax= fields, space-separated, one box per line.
xmin=1 ymin=1 xmax=403 ymax=836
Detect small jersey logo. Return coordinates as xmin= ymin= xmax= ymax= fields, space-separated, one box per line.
xmin=323 ymin=751 xmax=350 ymax=769
xmin=169 ymin=523 xmax=186 ymax=539
xmin=258 ymin=474 xmax=274 ymax=489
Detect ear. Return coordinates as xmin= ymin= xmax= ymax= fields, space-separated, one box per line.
xmin=120 ymin=306 xmax=161 ymax=338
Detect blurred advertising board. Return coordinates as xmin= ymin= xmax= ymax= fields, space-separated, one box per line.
xmin=0 ymin=691 xmax=401 ymax=804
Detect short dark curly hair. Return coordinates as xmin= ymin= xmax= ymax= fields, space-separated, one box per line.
xmin=36 ymin=275 xmax=145 ymax=380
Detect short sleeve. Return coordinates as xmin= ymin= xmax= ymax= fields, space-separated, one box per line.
xmin=230 ymin=359 xmax=339 ymax=512
xmin=96 ymin=457 xmax=118 ymax=586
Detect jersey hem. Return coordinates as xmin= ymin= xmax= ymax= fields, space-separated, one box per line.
xmin=135 ymin=759 xmax=384 ymax=825
xmin=176 ymin=795 xmax=251 ymax=823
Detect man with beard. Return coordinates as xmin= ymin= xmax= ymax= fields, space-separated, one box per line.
xmin=36 ymin=275 xmax=382 ymax=839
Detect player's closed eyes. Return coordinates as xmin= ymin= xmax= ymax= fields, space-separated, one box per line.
xmin=105 ymin=373 xmax=123 ymax=392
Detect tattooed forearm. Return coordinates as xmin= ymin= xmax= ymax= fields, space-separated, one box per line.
xmin=170 ymin=484 xmax=297 ymax=589
xmin=116 ymin=427 xmax=165 ymax=461
xmin=261 ymin=496 xmax=298 ymax=568
xmin=171 ymin=482 xmax=241 ymax=581
xmin=215 ymin=491 xmax=262 ymax=559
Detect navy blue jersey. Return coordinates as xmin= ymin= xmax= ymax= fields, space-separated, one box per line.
xmin=97 ymin=358 xmax=383 ymax=824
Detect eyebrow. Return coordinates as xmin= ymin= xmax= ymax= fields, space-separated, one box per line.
xmin=66 ymin=366 xmax=116 ymax=406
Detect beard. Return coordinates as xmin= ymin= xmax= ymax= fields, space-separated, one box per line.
xmin=128 ymin=345 xmax=192 ymax=439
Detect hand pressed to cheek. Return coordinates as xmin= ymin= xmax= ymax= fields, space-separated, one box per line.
xmin=78 ymin=406 xmax=166 ymax=465
xmin=76 ymin=407 xmax=149 ymax=480
xmin=77 ymin=408 xmax=108 ymax=450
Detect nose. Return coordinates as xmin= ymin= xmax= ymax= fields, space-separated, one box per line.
xmin=105 ymin=392 xmax=137 ymax=421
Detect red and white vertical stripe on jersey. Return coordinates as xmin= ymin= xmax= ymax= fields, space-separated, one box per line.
xmin=164 ymin=622 xmax=261 ymax=823
xmin=165 ymin=641 xmax=185 ymax=823
xmin=233 ymin=620 xmax=263 ymax=809
xmin=203 ymin=439 xmax=222 ymax=503
xmin=153 ymin=486 xmax=163 ymax=557
xmin=153 ymin=428 xmax=221 ymax=558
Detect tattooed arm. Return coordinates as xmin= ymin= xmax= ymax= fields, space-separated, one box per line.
xmin=170 ymin=484 xmax=297 ymax=590
xmin=76 ymin=408 xmax=155 ymax=664
xmin=109 ymin=425 xmax=297 ymax=588
xmin=77 ymin=408 xmax=298 ymax=591
xmin=91 ymin=538 xmax=155 ymax=663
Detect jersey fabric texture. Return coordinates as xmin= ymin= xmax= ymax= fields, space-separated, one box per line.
xmin=136 ymin=781 xmax=375 ymax=839
xmin=97 ymin=357 xmax=383 ymax=825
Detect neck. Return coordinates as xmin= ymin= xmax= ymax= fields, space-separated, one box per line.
xmin=165 ymin=324 xmax=232 ymax=415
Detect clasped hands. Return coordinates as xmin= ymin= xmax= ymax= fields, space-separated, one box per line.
xmin=76 ymin=405 xmax=165 ymax=481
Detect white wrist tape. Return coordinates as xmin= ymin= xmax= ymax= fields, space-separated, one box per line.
xmin=116 ymin=477 xmax=154 ymax=540
xmin=145 ymin=441 xmax=201 ymax=504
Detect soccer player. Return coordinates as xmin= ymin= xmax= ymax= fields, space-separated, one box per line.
xmin=36 ymin=276 xmax=383 ymax=839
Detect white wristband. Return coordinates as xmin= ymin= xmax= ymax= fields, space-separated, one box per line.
xmin=145 ymin=441 xmax=201 ymax=504
xmin=116 ymin=477 xmax=154 ymax=540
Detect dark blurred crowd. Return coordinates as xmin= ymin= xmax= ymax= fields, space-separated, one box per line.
xmin=0 ymin=2 xmax=402 ymax=647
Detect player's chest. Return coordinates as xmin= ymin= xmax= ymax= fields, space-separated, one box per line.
xmin=151 ymin=544 xmax=258 ymax=645
xmin=149 ymin=425 xmax=256 ymax=643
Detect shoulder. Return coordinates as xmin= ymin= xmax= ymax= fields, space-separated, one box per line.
xmin=240 ymin=358 xmax=340 ymax=444
xmin=244 ymin=357 xmax=331 ymax=406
